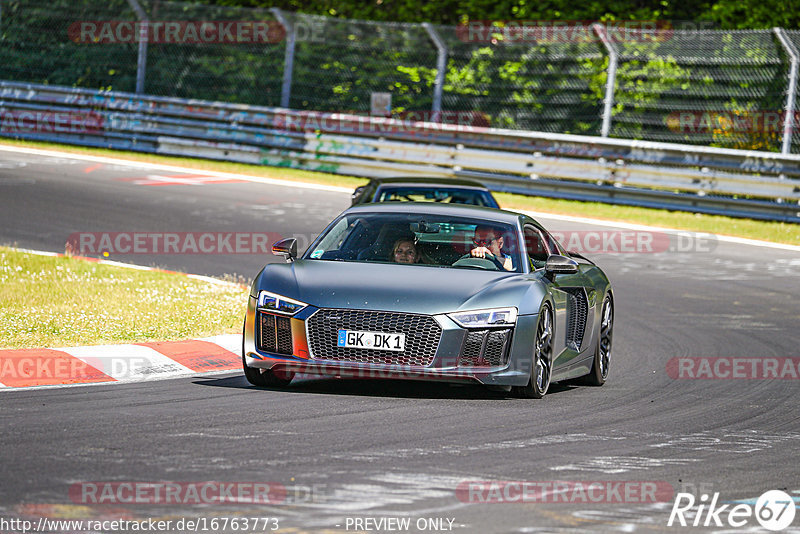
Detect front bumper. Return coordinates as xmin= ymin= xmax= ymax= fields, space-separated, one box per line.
xmin=243 ymin=296 xmax=537 ymax=386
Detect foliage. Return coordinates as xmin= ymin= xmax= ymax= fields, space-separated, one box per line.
xmin=0 ymin=0 xmax=796 ymax=150
xmin=211 ymin=0 xmax=799 ymax=29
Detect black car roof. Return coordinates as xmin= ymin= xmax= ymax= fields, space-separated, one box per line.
xmin=343 ymin=201 xmax=526 ymax=225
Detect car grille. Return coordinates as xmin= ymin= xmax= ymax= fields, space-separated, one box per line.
xmin=307 ymin=309 xmax=441 ymax=366
xmin=458 ymin=328 xmax=512 ymax=367
xmin=563 ymin=288 xmax=588 ymax=351
xmin=258 ymin=312 xmax=293 ymax=355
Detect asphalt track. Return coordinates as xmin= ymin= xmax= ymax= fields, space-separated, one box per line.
xmin=1 ymin=147 xmax=800 ymax=533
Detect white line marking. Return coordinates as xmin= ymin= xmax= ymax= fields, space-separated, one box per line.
xmin=97 ymin=258 xmax=152 ymax=270
xmin=0 ymin=143 xmax=353 ymax=193
xmin=61 ymin=344 xmax=195 ymax=381
xmin=0 ymin=368 xmax=240 ymax=393
xmin=8 ymin=247 xmax=242 ymax=287
xmin=186 ymin=273 xmax=241 ymax=286
xmin=11 ymin=248 xmax=60 ymax=257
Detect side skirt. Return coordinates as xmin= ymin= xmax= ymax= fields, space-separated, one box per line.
xmin=552 ymin=352 xmax=594 ymax=382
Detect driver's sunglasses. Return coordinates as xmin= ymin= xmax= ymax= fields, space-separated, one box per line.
xmin=472 ymin=237 xmax=497 ymax=247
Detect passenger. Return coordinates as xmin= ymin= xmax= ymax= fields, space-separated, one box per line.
xmin=391 ymin=237 xmax=420 ymax=264
xmin=470 ymin=225 xmax=513 ymax=271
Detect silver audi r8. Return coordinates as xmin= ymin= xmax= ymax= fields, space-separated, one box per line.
xmin=242 ymin=203 xmax=613 ymax=398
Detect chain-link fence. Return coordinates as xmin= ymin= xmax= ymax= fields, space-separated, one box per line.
xmin=1 ymin=0 xmax=799 ymax=153
xmin=284 ymin=13 xmax=439 ymax=114
xmin=611 ymin=28 xmax=790 ymax=151
xmin=434 ymin=23 xmax=606 ymax=135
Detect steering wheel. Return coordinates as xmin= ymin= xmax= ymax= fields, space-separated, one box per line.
xmin=452 ymin=254 xmax=504 ymax=270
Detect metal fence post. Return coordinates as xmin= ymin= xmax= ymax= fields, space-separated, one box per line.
xmin=126 ymin=0 xmax=148 ymax=94
xmin=593 ymin=23 xmax=618 ymax=138
xmin=774 ymin=28 xmax=798 ymax=155
xmin=422 ymin=23 xmax=447 ymax=122
xmin=271 ymin=8 xmax=295 ymax=109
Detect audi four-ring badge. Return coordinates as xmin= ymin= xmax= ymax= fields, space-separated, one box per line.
xmin=242 ymin=203 xmax=613 ymax=398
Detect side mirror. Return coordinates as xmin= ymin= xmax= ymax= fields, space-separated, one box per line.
xmin=272 ymin=238 xmax=298 ymax=261
xmin=545 ymin=254 xmax=579 ymax=275
xmin=351 ymin=186 xmax=366 ymax=203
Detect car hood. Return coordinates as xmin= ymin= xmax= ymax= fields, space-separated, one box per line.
xmin=255 ymin=260 xmax=539 ymax=315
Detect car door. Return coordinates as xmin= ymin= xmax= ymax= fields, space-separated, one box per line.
xmin=524 ymin=224 xmax=594 ymax=369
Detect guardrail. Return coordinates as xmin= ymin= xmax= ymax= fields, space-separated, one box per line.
xmin=1 ymin=80 xmax=799 ymax=222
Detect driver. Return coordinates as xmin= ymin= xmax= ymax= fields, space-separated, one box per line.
xmin=470 ymin=225 xmax=513 ymax=271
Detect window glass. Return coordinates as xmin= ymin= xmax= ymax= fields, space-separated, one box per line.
xmin=376 ymin=187 xmax=493 ymax=207
xmin=524 ymin=226 xmax=550 ymax=269
xmin=305 ymin=213 xmax=522 ymax=272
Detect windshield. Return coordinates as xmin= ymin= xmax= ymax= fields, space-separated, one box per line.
xmin=375 ymin=186 xmax=496 ymax=207
xmin=304 ymin=212 xmax=523 ymax=272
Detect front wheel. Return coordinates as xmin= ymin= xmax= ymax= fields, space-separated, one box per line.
xmin=579 ymin=294 xmax=613 ymax=386
xmin=511 ymin=304 xmax=553 ymax=399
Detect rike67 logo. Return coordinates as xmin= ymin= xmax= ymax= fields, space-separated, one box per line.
xmin=668 ymin=490 xmax=796 ymax=531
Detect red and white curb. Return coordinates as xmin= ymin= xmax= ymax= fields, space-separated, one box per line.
xmin=1 ymin=248 xmax=246 ymax=391
xmin=0 ymin=334 xmax=243 ymax=390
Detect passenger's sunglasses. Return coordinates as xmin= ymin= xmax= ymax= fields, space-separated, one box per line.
xmin=472 ymin=237 xmax=497 ymax=247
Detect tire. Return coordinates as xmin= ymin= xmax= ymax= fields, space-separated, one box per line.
xmin=242 ymin=320 xmax=294 ymax=388
xmin=511 ymin=303 xmax=554 ymax=399
xmin=579 ymin=294 xmax=613 ymax=386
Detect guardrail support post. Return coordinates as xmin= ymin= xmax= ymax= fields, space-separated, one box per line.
xmin=126 ymin=0 xmax=148 ymax=94
xmin=774 ymin=28 xmax=799 ymax=155
xmin=422 ymin=23 xmax=447 ymax=122
xmin=593 ymin=23 xmax=618 ymax=138
xmin=271 ymin=8 xmax=295 ymax=109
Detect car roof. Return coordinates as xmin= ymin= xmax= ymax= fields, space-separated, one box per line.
xmin=343 ymin=201 xmax=525 ymax=225
xmin=367 ymin=177 xmax=491 ymax=190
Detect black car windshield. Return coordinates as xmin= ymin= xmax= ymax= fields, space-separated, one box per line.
xmin=375 ymin=186 xmax=497 ymax=207
xmin=304 ymin=213 xmax=523 ymax=272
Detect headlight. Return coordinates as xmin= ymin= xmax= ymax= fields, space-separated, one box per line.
xmin=257 ymin=291 xmax=308 ymax=315
xmin=448 ymin=307 xmax=518 ymax=328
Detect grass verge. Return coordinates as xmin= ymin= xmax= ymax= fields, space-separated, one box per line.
xmin=2 ymin=138 xmax=798 ymax=246
xmin=0 ymin=247 xmax=247 ymax=349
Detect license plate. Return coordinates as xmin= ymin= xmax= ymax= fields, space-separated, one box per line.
xmin=337 ymin=329 xmax=406 ymax=351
